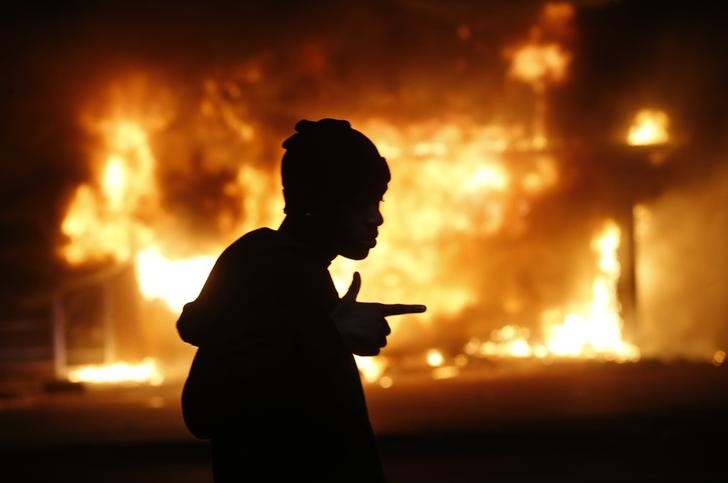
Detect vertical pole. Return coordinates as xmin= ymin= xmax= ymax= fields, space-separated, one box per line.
xmin=618 ymin=204 xmax=638 ymax=344
xmin=51 ymin=291 xmax=67 ymax=379
xmin=102 ymin=281 xmax=115 ymax=364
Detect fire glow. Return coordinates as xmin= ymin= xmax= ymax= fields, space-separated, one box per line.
xmin=61 ymin=119 xmax=221 ymax=313
xmin=57 ymin=2 xmax=644 ymax=386
xmin=60 ymin=114 xmax=641 ymax=384
xmin=66 ymin=358 xmax=164 ymax=386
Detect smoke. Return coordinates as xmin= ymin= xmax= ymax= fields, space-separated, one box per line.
xmin=553 ymin=0 xmax=728 ymax=155
xmin=636 ymin=162 xmax=728 ymax=359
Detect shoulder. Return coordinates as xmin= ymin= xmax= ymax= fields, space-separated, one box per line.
xmin=224 ymin=227 xmax=276 ymax=256
xmin=216 ymin=227 xmax=306 ymax=284
xmin=217 ymin=228 xmax=278 ymax=268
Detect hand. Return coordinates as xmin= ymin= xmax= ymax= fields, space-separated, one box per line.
xmin=331 ymin=272 xmax=427 ymax=356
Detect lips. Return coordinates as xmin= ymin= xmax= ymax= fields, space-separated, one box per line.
xmin=359 ymin=236 xmax=377 ymax=248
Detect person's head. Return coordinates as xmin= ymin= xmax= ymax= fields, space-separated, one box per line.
xmin=281 ymin=118 xmax=390 ymax=260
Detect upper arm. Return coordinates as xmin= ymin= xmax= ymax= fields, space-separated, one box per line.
xmin=177 ymin=247 xmax=283 ymax=348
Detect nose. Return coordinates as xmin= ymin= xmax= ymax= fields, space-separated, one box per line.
xmin=368 ymin=205 xmax=384 ymax=227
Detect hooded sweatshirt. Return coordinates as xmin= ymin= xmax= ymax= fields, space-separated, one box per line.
xmin=177 ymin=227 xmax=385 ymax=482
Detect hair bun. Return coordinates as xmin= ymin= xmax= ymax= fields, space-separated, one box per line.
xmin=296 ymin=118 xmax=351 ymax=134
xmin=283 ymin=118 xmax=353 ymax=149
xmin=315 ymin=118 xmax=351 ymax=130
xmin=293 ymin=119 xmax=318 ymax=134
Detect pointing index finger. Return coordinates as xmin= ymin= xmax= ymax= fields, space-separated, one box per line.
xmin=377 ymin=303 xmax=427 ymax=317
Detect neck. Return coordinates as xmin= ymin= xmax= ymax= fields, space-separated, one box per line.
xmin=278 ymin=215 xmax=337 ymax=264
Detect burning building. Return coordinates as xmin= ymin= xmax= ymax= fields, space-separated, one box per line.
xmin=1 ymin=0 xmax=727 ymax=390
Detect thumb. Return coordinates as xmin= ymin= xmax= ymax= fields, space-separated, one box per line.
xmin=342 ymin=271 xmax=361 ymax=304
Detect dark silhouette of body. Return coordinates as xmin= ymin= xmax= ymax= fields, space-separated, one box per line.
xmin=177 ymin=119 xmax=426 ymax=482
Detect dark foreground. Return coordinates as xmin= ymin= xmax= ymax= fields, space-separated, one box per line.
xmin=2 ymin=360 xmax=726 ymax=482
xmin=5 ymin=416 xmax=726 ymax=483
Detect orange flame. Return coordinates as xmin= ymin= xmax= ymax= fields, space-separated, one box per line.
xmin=60 ymin=108 xmax=644 ymax=390
xmin=61 ymin=120 xmax=159 ymax=265
xmin=330 ymin=119 xmax=558 ymax=333
xmin=58 ymin=3 xmax=630 ymax=386
xmin=60 ymin=118 xmax=280 ymax=312
xmin=136 ymin=248 xmax=216 ymax=313
xmin=66 ymin=357 xmax=164 ymax=385
xmin=54 ymin=1 xmax=651 ymax=389
xmin=627 ymin=109 xmax=670 ymax=146
xmin=462 ymin=221 xmax=640 ymax=364
xmin=508 ymin=43 xmax=571 ymax=88
xmin=63 ymin=110 xmax=645 ymax=386
xmin=506 ymin=1 xmax=573 ymax=90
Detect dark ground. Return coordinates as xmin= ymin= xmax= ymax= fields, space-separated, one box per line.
xmin=1 ymin=360 xmax=726 ymax=482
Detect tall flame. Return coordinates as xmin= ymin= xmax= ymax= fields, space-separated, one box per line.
xmin=61 ymin=119 xmax=223 ymax=313
xmin=544 ymin=222 xmax=639 ymax=359
xmin=61 ymin=121 xmax=158 ymax=265
xmin=460 ymin=220 xmax=640 ymax=368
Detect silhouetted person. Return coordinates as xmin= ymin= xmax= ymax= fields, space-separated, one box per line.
xmin=177 ymin=118 xmax=426 ymax=482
